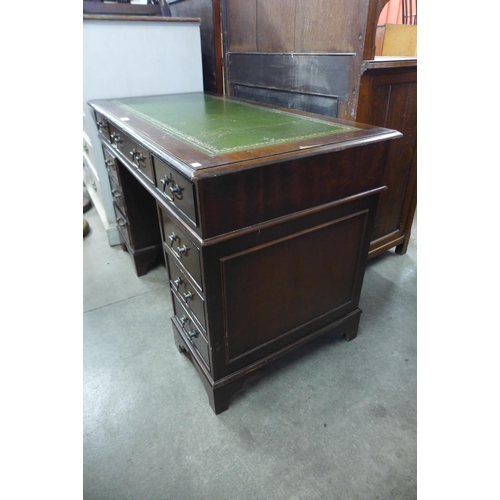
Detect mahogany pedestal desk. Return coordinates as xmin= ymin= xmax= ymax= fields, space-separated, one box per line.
xmin=88 ymin=93 xmax=400 ymax=414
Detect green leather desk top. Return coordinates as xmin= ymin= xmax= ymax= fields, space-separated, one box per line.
xmin=110 ymin=93 xmax=358 ymax=157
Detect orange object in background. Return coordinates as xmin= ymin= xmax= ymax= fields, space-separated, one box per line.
xmin=378 ymin=0 xmax=417 ymax=25
xmin=376 ymin=0 xmax=417 ymax=57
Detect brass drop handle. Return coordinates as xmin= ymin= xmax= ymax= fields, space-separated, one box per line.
xmin=96 ymin=120 xmax=107 ymax=133
xmin=110 ymin=133 xmax=123 ymax=146
xmin=177 ymin=245 xmax=188 ymax=257
xmin=188 ymin=330 xmax=199 ymax=339
xmin=116 ymin=217 xmax=127 ymax=227
xmin=183 ymin=291 xmax=193 ymax=302
xmin=105 ymin=159 xmax=114 ymax=172
xmin=161 ymin=176 xmax=173 ymax=186
xmin=168 ymin=232 xmax=178 ymax=246
xmin=173 ymin=277 xmax=183 ymax=289
xmin=169 ymin=184 xmax=183 ymax=200
xmin=129 ymin=148 xmax=145 ymax=166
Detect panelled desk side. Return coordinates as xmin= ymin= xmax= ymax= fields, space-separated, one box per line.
xmin=88 ymin=93 xmax=401 ymax=414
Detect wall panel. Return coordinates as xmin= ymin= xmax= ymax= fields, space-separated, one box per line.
xmin=257 ymin=0 xmax=296 ymax=52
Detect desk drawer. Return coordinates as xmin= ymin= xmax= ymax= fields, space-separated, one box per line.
xmin=113 ymin=203 xmax=134 ymax=247
xmin=153 ymin=156 xmax=197 ymax=225
xmin=159 ymin=208 xmax=202 ymax=290
xmin=172 ymin=294 xmax=210 ymax=371
xmin=109 ymin=177 xmax=125 ymax=215
xmin=95 ymin=112 xmax=110 ymax=141
xmin=108 ymin=124 xmax=154 ymax=184
xmin=103 ymin=147 xmax=119 ymax=184
xmin=167 ymin=253 xmax=206 ymax=330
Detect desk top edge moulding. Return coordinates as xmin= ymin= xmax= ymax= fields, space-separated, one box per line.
xmin=89 ymin=92 xmax=401 ymax=174
xmin=88 ymin=92 xmax=401 ymax=414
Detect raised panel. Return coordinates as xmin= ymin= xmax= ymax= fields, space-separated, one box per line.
xmin=232 ymin=85 xmax=339 ymax=117
xmin=221 ymin=211 xmax=367 ymax=362
xmin=225 ymin=0 xmax=363 ymax=54
xmin=228 ymin=53 xmax=353 ymax=101
xmin=295 ymin=0 xmax=361 ymax=53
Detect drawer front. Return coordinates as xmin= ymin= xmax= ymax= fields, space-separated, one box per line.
xmin=103 ymin=147 xmax=119 ymax=184
xmin=108 ymin=123 xmax=154 ymax=184
xmin=160 ymin=209 xmax=203 ymax=290
xmin=95 ymin=112 xmax=110 ymax=141
xmin=167 ymin=253 xmax=206 ymax=330
xmin=173 ymin=293 xmax=210 ymax=371
xmin=153 ymin=156 xmax=198 ymax=225
xmin=113 ymin=203 xmax=134 ymax=247
xmin=109 ymin=177 xmax=125 ymax=215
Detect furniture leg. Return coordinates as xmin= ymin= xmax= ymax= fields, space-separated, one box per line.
xmin=395 ymin=237 xmax=410 ymax=255
xmin=341 ymin=308 xmax=362 ymax=342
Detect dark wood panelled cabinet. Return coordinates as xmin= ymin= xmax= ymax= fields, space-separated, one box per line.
xmin=219 ymin=0 xmax=417 ymax=257
xmin=357 ymin=59 xmax=417 ymax=257
xmin=89 ymin=93 xmax=400 ymax=414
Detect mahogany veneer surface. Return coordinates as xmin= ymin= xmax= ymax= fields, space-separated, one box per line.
xmin=89 ymin=92 xmax=400 ymax=413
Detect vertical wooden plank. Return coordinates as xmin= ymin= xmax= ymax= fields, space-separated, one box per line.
xmin=170 ymin=0 xmax=220 ymax=93
xmin=391 ymin=81 xmax=416 ymax=166
xmin=379 ymin=82 xmax=411 ymax=236
xmin=256 ymin=0 xmax=296 ymax=52
xmin=363 ymin=0 xmax=391 ymax=60
xmin=213 ymin=0 xmax=223 ymax=94
xmin=226 ymin=0 xmax=257 ymax=51
xmin=295 ymin=0 xmax=360 ymax=53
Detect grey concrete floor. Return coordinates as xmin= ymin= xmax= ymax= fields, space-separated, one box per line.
xmin=83 ymin=196 xmax=417 ymax=500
